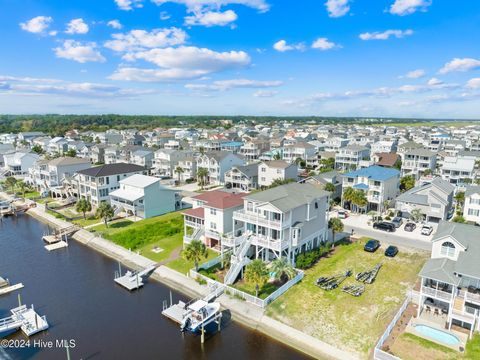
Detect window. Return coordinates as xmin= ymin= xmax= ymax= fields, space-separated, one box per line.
xmin=440 ymin=241 xmax=456 ymax=257
xmin=210 ymin=222 xmax=217 ymax=230
xmin=261 ymin=177 xmax=266 ymax=182
xmin=247 ymin=202 xmax=253 ymax=212
xmin=261 ymin=167 xmax=266 ymax=172
xmin=106 ymin=177 xmax=109 ymax=185
xmin=117 ymin=175 xmax=120 ymax=181
xmin=315 ymin=202 xmax=318 ymax=209
xmin=468 ymin=208 xmax=480 ymax=217
xmin=276 ymin=169 xmax=281 ymax=174
xmin=210 ymin=208 xmax=217 ymax=215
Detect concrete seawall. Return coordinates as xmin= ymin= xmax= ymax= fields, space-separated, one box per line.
xmin=24 ymin=205 xmax=358 ymax=360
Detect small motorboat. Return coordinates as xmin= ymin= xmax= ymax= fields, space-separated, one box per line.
xmin=180 ymin=300 xmax=221 ymax=333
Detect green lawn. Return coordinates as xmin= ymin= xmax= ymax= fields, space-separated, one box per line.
xmin=232 ymin=280 xmax=279 ymax=299
xmin=266 ymin=238 xmax=429 ymax=358
xmin=73 ymin=215 xmax=102 ymax=227
xmin=89 ymin=219 xmax=135 ymax=238
xmin=138 ymin=233 xmax=183 ymax=263
xmin=166 ymin=249 xmax=218 ymax=275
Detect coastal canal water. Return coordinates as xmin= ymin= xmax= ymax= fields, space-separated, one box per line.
xmin=0 ymin=215 xmax=311 ymax=360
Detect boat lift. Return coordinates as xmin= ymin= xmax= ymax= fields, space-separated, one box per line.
xmin=114 ymin=263 xmax=157 ymax=291
xmin=162 ymin=284 xmax=224 ymax=343
xmin=0 ymin=303 xmax=49 ymax=337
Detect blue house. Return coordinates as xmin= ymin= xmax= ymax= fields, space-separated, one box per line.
xmin=341 ymin=165 xmax=400 ymax=213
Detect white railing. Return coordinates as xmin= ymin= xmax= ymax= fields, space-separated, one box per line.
xmin=421 ymin=286 xmax=453 ymax=302
xmin=190 ymin=267 xmax=304 ymax=309
xmin=451 ymin=308 xmax=476 ymax=323
xmin=251 ymin=236 xmax=284 ymax=251
xmin=205 ymin=229 xmax=221 ymax=240
xmin=459 ymin=289 xmax=480 ymax=304
xmin=374 ymin=293 xmax=411 ymax=360
xmin=233 ymin=210 xmax=284 ymax=230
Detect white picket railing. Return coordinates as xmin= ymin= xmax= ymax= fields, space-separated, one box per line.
xmin=373 ymin=293 xmax=411 ymax=360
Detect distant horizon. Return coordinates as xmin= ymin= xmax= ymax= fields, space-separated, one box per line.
xmin=2 ymin=1 xmax=480 ymax=117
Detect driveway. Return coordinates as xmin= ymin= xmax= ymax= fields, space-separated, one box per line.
xmin=332 ymin=211 xmax=434 ymax=252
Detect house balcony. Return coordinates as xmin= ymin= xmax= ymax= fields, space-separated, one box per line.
xmin=233 ymin=210 xmax=286 ymax=230
xmin=184 ymin=219 xmax=203 ymax=228
xmin=458 ymin=289 xmax=480 ymax=305
xmin=422 ymin=285 xmax=453 ymax=302
xmin=251 ymin=235 xmax=285 ymax=252
xmin=205 ymin=229 xmax=221 ymax=240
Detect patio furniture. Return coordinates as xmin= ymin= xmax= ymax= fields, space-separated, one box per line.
xmin=434 ymin=308 xmax=440 ymax=316
xmin=425 ymin=305 xmax=431 ymax=313
xmin=441 ymin=308 xmax=448 ymax=315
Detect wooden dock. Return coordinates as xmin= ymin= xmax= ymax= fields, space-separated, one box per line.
xmin=162 ymin=301 xmax=187 ymax=324
xmin=114 ymin=265 xmax=156 ymax=291
xmin=45 ymin=241 xmax=68 ymax=251
xmin=0 ymin=283 xmax=24 ymax=296
xmin=0 ymin=305 xmax=49 ymax=337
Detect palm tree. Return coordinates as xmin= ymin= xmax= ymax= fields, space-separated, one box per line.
xmin=174 ymin=166 xmax=184 ymax=183
xmin=244 ymin=259 xmax=268 ymax=297
xmin=328 ymin=217 xmax=344 ymax=247
xmin=342 ymin=187 xmax=355 ymax=209
xmin=96 ymin=202 xmax=114 ymax=227
xmin=16 ymin=180 xmax=29 ymax=200
xmin=5 ymin=176 xmax=17 ymax=194
xmin=382 ymin=200 xmax=390 ymax=215
xmin=411 ymin=208 xmax=424 ymax=223
xmin=182 ymin=240 xmax=208 ymax=272
xmin=199 ymin=146 xmax=206 ymax=155
xmin=196 ymin=167 xmax=209 ymax=190
xmin=76 ymin=198 xmax=92 ymax=220
xmin=324 ymin=182 xmax=336 ymax=193
xmin=273 ymin=152 xmax=281 ymax=160
xmin=351 ymin=190 xmax=368 ymax=213
xmin=270 ymin=258 xmax=297 ymax=283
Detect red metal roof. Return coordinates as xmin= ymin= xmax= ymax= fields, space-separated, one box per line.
xmin=193 ymin=190 xmax=245 ymax=210
xmin=182 ymin=207 xmax=205 ymax=219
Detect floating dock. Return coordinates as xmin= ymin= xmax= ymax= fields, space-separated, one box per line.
xmin=114 ymin=265 xmax=156 ymax=291
xmin=42 ymin=233 xmax=69 ymax=251
xmin=0 ymin=277 xmax=24 ymax=296
xmin=0 ymin=305 xmax=49 ymax=337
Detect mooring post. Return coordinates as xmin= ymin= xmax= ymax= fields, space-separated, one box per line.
xmin=17 ymin=293 xmax=21 ymax=307
xmin=201 ymin=324 xmax=205 ymax=344
xmin=66 ymin=345 xmax=71 ymax=360
xmin=170 ymin=290 xmax=172 ymax=306
xmin=118 ymin=262 xmax=122 ymax=277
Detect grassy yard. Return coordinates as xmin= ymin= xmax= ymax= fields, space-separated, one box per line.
xmin=232 ymin=279 xmax=280 ymax=299
xmin=266 ymin=238 xmax=429 ymax=358
xmin=390 ymin=333 xmax=480 ymax=360
xmin=166 ymin=249 xmax=218 ymax=275
xmin=73 ymin=215 xmax=102 ymax=227
xmin=89 ymin=211 xmax=191 ymax=266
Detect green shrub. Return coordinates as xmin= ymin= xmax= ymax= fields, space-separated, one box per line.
xmin=295 ymin=246 xmax=329 ymax=269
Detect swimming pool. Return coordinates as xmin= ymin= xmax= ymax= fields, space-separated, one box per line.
xmin=414 ymin=324 xmax=460 ymax=346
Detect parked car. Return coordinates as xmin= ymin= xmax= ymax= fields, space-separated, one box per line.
xmin=373 ymin=221 xmax=396 ymax=232
xmin=364 ymin=239 xmax=381 ymax=252
xmin=337 ymin=210 xmax=348 ymax=219
xmin=404 ymin=222 xmax=417 ymax=232
xmin=421 ymin=224 xmax=434 ymax=236
xmin=384 ymin=245 xmax=399 ymax=257
xmin=391 ymin=217 xmax=403 ymax=228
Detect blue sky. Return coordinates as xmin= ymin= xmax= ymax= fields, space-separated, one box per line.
xmin=1 ymin=0 xmax=480 ymax=118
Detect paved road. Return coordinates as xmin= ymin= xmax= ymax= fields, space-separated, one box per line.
xmin=344 ymin=224 xmax=432 ymax=252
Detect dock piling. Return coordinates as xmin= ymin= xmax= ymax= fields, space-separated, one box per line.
xmin=17 ymin=293 xmax=21 ymax=307
xmin=66 ymin=345 xmax=71 ymax=360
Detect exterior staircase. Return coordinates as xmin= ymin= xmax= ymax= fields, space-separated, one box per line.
xmin=224 ymin=234 xmax=253 ymax=285
xmin=453 ymin=296 xmax=464 ymax=312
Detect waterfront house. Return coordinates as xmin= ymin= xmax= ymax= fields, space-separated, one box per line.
xmin=395 ymin=177 xmax=455 ymax=222
xmin=257 ymin=160 xmax=297 ymax=188
xmin=74 ymin=163 xmax=145 ymax=207
xmin=182 ymin=190 xmax=245 ymax=249
xmin=109 ymin=174 xmax=178 ymax=219
xmin=417 ymin=221 xmax=480 ymax=337
xmin=463 ymin=186 xmax=480 ymax=224
xmin=342 ymin=165 xmax=400 ymax=212
xmin=28 ymin=157 xmax=91 ymax=194
xmin=222 ymin=183 xmax=330 ymax=283
xmin=3 ymin=152 xmax=39 ymax=177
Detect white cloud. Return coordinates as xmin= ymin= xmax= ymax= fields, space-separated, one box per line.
xmin=359 ymin=29 xmax=413 ymax=40
xmin=20 ymin=16 xmax=53 ymax=34
xmin=110 ymin=46 xmax=250 ymax=82
xmin=54 ymin=40 xmax=106 ymax=63
xmin=273 ymin=40 xmax=305 ymax=52
xmin=427 ymin=77 xmax=443 ymax=86
xmin=325 ymin=0 xmax=350 ymax=18
xmin=65 ymin=18 xmax=89 ymax=34
xmin=466 ymin=78 xmax=480 ymax=89
xmin=104 ymin=28 xmax=187 ymax=52
xmin=0 ymin=75 xmax=62 ymax=83
xmin=403 ymin=69 xmax=425 ymax=79
xmin=115 ymin=0 xmax=143 ymax=11
xmin=160 ymin=12 xmax=171 ymax=20
xmin=151 ymin=0 xmax=270 ymax=12
xmin=311 ymin=37 xmax=339 ymax=50
xmin=185 ymin=10 xmax=238 ymax=27
xmin=253 ymin=90 xmax=278 ymax=97
xmin=185 ymin=78 xmax=283 ymax=91
xmin=389 ymin=0 xmax=432 ymax=16
xmin=49 ymin=30 xmax=58 ymax=36
xmin=439 ymin=58 xmax=480 ymax=74
xmin=107 ymin=20 xmax=123 ymax=29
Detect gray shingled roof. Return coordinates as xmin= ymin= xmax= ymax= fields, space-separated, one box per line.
xmin=244 ymin=183 xmax=329 ymax=212
xmin=77 ymin=163 xmax=144 ymax=177
xmin=465 ymin=185 xmax=480 ymax=197
xmin=419 ymin=258 xmax=460 ymax=285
